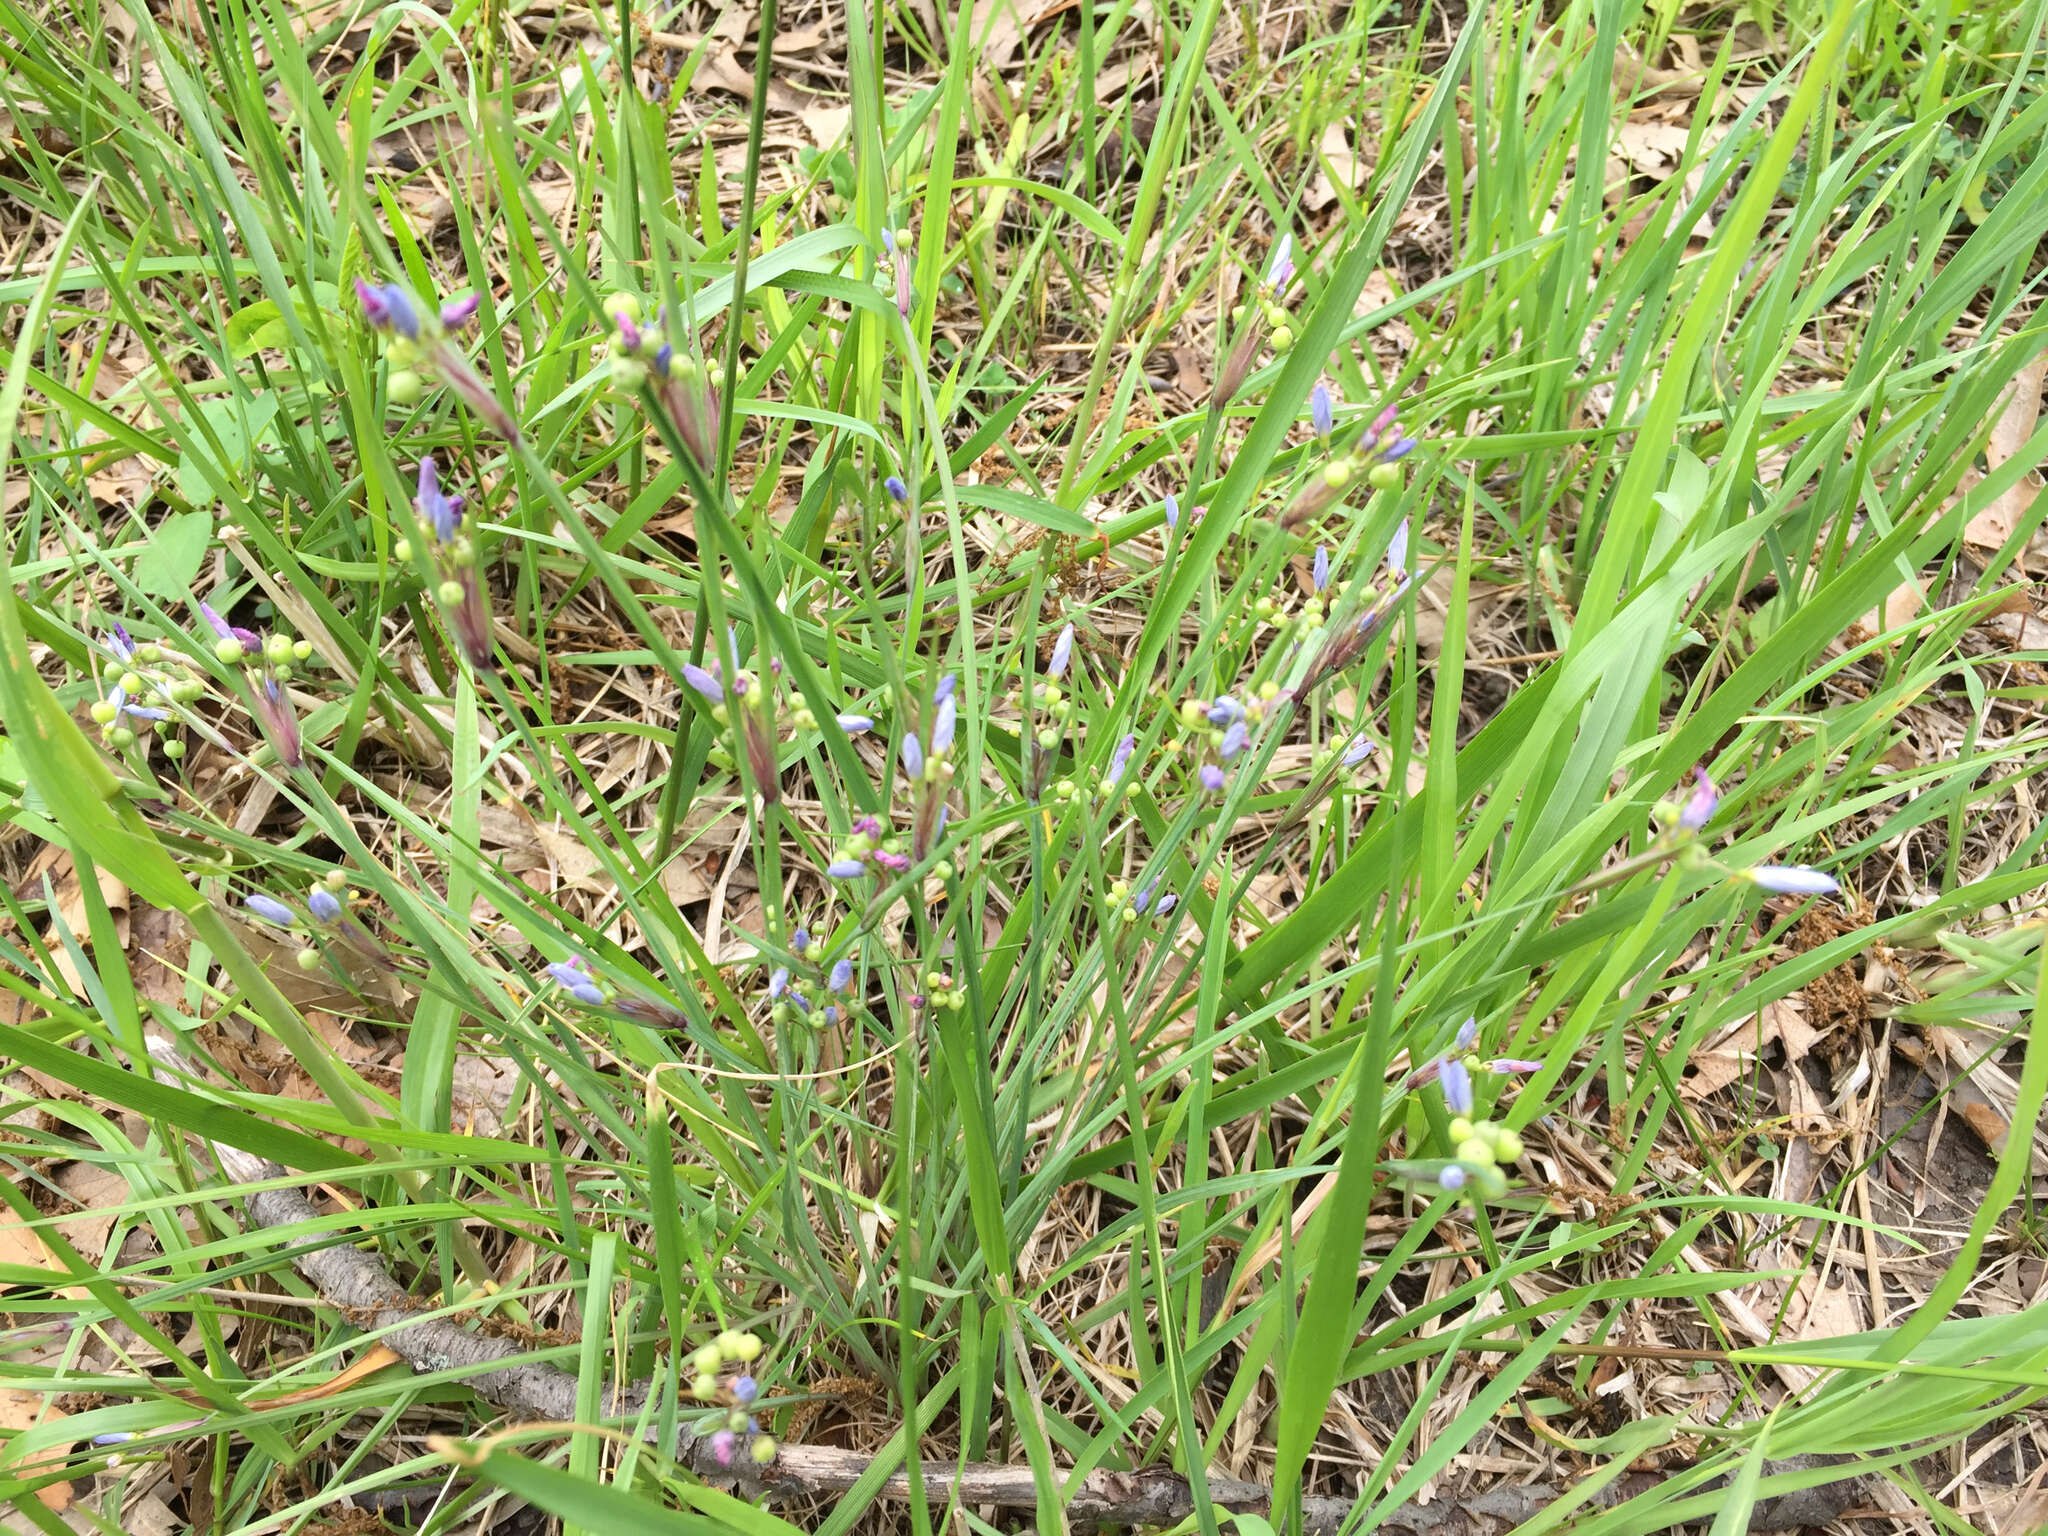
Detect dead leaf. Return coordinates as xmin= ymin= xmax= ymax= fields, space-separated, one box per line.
xmin=1963 ymin=351 xmax=2047 ymax=556
xmin=0 ymin=1391 xmax=74 ymax=1510
xmin=1785 ymin=1270 xmax=1864 ymax=1341
xmin=1852 ymin=575 xmax=1932 ymax=644
xmin=1306 ymin=121 xmax=1370 ymax=213
xmin=0 ymin=1199 xmax=59 ymax=1274
xmin=1683 ymin=1000 xmax=1815 ymax=1099
xmin=52 ymin=1162 xmax=131 ymax=1263
xmin=799 ymin=101 xmax=850 ymax=150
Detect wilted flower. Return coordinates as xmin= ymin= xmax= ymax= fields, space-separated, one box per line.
xmin=404 ymin=457 xmax=493 ymax=670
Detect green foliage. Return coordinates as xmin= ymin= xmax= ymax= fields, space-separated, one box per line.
xmin=0 ymin=0 xmax=2045 ymax=1530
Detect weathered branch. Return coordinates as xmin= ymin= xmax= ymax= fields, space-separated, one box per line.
xmin=222 ymin=1156 xmax=1869 ymax=1533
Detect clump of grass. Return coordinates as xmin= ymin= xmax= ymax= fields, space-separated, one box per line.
xmin=2 ymin=0 xmax=2047 ymax=1531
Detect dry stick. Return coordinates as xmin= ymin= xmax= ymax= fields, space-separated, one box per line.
xmin=222 ymin=1155 xmax=1870 ymax=1532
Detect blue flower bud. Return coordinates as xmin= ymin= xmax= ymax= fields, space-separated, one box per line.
xmin=1048 ymin=623 xmax=1074 ymax=679
xmin=1439 ymin=1056 xmax=1474 ymax=1117
xmin=827 ymin=858 xmax=868 ymax=879
xmin=829 ymin=958 xmax=853 ymax=992
xmin=884 ymin=475 xmax=908 ymax=503
xmin=307 ymin=888 xmax=343 ymax=924
xmin=682 ymin=664 xmax=725 ymax=704
xmin=244 ymin=894 xmax=296 ymax=926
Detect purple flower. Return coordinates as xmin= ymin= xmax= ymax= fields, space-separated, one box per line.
xmin=1199 ymin=763 xmax=1225 ymax=792
xmin=106 ymin=624 xmax=136 ymax=662
xmin=873 ymin=850 xmax=910 ymax=872
xmin=836 ymin=713 xmax=875 ymax=733
xmin=1217 ymin=720 xmax=1249 ymax=760
xmin=307 ymin=888 xmax=343 ymax=924
xmin=1490 ymin=1058 xmax=1544 ymax=1075
xmin=768 ymin=968 xmax=789 ymax=999
xmin=1379 ymin=436 xmax=1418 ymax=462
xmin=682 ymin=664 xmax=725 ymax=704
xmin=710 ymin=1430 xmax=737 ymax=1467
xmin=1266 ymin=232 xmax=1294 ymax=293
xmin=438 ymin=293 xmax=481 ymax=329
xmin=884 ymin=475 xmax=908 ymax=503
xmin=1340 ymin=735 xmax=1373 ymax=768
xmin=827 ymin=857 xmax=868 ymax=879
xmin=1678 ymin=769 xmax=1718 ymax=832
xmin=1744 ymin=865 xmax=1838 ymax=895
xmin=1048 ymin=623 xmax=1074 ymax=679
xmin=1104 ymin=734 xmax=1135 ymax=784
xmin=791 ymin=929 xmax=811 ymax=955
xmin=1439 ymin=1056 xmax=1474 ymax=1117
xmin=1454 ymin=1018 xmax=1478 ymax=1051
xmin=1311 ymin=383 xmax=1334 ymax=440
xmin=244 ymin=894 xmax=295 ymax=926
xmin=934 ymin=673 xmax=957 ymax=704
xmin=899 ymin=732 xmax=924 ymax=780
xmin=415 ymin=456 xmax=464 ymax=544
xmin=1129 ymin=882 xmax=1154 ymax=915
xmin=198 ymin=601 xmax=261 ymax=654
xmin=1163 ymin=493 xmax=1179 ymax=530
xmin=731 ymin=1374 xmax=758 ymax=1405
xmin=828 ymin=958 xmax=854 ymax=992
xmin=105 ymin=686 xmax=169 ymax=725
xmin=929 ymin=694 xmax=956 ymax=754
xmin=1438 ymin=1164 xmax=1468 ymax=1191
xmin=1154 ymin=893 xmax=1177 ymax=917
xmin=354 ymin=278 xmax=422 ymax=339
xmin=1385 ymin=521 xmax=1410 ymax=576
xmin=1312 ymin=545 xmax=1330 ymax=592
xmin=1205 ymin=697 xmax=1244 ymax=727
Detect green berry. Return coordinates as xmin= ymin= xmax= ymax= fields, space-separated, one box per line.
xmin=162 ymin=740 xmax=186 ymax=760
xmin=436 ymin=580 xmax=465 ymax=606
xmin=604 ymin=291 xmax=643 ymax=324
xmin=1494 ymin=1129 xmax=1524 ymax=1162
xmin=692 ymin=1373 xmax=717 ymax=1399
xmin=1456 ymin=1138 xmax=1495 ymax=1167
xmin=612 ymin=356 xmax=648 ymax=391
xmin=214 ymin=638 xmax=244 ymax=664
xmin=732 ymin=1332 xmax=763 ymax=1363
xmin=751 ymin=1436 xmax=778 ymax=1465
xmin=89 ymin=700 xmax=117 ymax=724
xmin=693 ymin=1345 xmax=723 ymax=1375
xmin=295 ymin=948 xmax=323 ymax=971
xmin=108 ymin=726 xmax=136 ymax=749
xmin=1367 ymin=462 xmax=1401 ymax=490
xmin=393 ymin=538 xmax=413 ymax=562
xmin=388 ymin=368 xmax=422 ymax=405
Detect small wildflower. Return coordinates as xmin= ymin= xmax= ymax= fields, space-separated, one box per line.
xmin=884 ymin=474 xmax=908 ymax=503
xmin=1490 ymin=1058 xmax=1545 ymax=1075
xmin=414 ymin=456 xmax=464 ymax=544
xmin=1438 ymin=1164 xmax=1468 ymax=1191
xmin=244 ymin=894 xmax=295 ymax=926
xmin=1454 ymin=1018 xmax=1478 ymax=1051
xmin=731 ymin=1375 xmax=758 ymax=1406
xmin=1163 ymin=492 xmax=1179 ymax=531
xmin=1266 ymin=232 xmax=1295 ymax=293
xmin=1312 ymin=545 xmax=1330 ymax=593
xmin=1104 ymin=734 xmax=1136 ymax=787
xmin=1311 ymin=383 xmax=1334 ymax=441
xmin=683 ymin=664 xmax=725 ymax=705
xmin=1154 ymin=893 xmax=1178 ymax=917
xmin=307 ymin=888 xmax=343 ymax=924
xmin=768 ymin=968 xmax=789 ymax=999
xmin=1678 ymin=769 xmax=1718 ymax=833
xmin=548 ymin=959 xmax=608 ymax=1007
xmin=827 ymin=857 xmax=868 ymax=880
xmin=899 ymin=732 xmax=924 ymax=780
xmin=709 ymin=1430 xmax=738 ymax=1467
xmin=836 ymin=713 xmax=875 ymax=734
xmin=1048 ymin=623 xmax=1074 ymax=680
xmin=929 ymin=694 xmax=957 ymax=755
xmin=1340 ymin=734 xmax=1373 ymax=768
xmin=828 ymin=958 xmax=854 ymax=993
xmin=1199 ymin=763 xmax=1225 ymax=792
xmin=1439 ymin=1056 xmax=1474 ymax=1117
xmin=1217 ymin=720 xmax=1249 ymax=760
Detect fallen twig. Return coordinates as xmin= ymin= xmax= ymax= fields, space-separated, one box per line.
xmin=216 ymin=1153 xmax=1869 ymax=1533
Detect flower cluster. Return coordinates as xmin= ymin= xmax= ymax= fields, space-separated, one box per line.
xmin=1018 ymin=623 xmax=1074 ymax=803
xmin=1280 ymin=400 xmax=1417 ymax=532
xmin=688 ymin=1330 xmax=776 ymax=1469
xmin=1105 ymin=878 xmax=1176 ymax=925
xmin=765 ymin=944 xmax=850 ymax=1030
xmin=90 ymin=625 xmax=198 ymax=758
xmin=547 ymin=955 xmax=689 ymax=1030
xmin=1290 ymin=522 xmax=1414 ymax=700
xmin=1425 ymin=1020 xmax=1543 ymax=1200
xmin=394 ymin=457 xmax=493 ymax=670
xmin=1177 ymin=687 xmax=1279 ymax=794
xmin=603 ymin=293 xmax=721 ymax=468
xmin=356 ymin=278 xmax=518 ymax=442
xmin=898 ymin=679 xmax=959 ymax=860
xmin=825 ymin=813 xmax=913 ymax=883
xmin=199 ymin=602 xmax=312 ymax=769
xmin=683 ymin=634 xmax=870 ymax=808
xmin=1214 ymin=233 xmax=1299 ymax=408
xmin=912 ymin=969 xmax=966 ymax=1013
xmin=242 ymin=872 xmax=395 ymax=975
xmin=1653 ymin=769 xmax=1842 ymax=898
